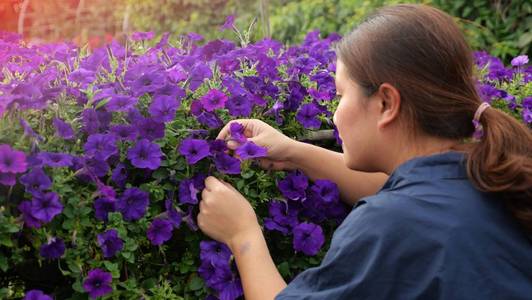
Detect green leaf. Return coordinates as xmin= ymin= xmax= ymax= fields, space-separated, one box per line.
xmin=187 ymin=275 xmax=204 ymax=291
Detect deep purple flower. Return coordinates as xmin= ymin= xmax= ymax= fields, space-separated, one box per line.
xmin=178 ymin=179 xmax=200 ymax=205
xmin=138 ymin=118 xmax=166 ymax=141
xmin=23 ymin=290 xmax=53 ymax=300
xmin=82 ymin=155 xmax=110 ymax=178
xmin=53 ymin=117 xmax=75 ymax=140
xmin=106 ymin=95 xmax=137 ymax=112
xmin=225 ymin=95 xmax=252 ymax=117
xmin=511 ymin=55 xmax=529 ymax=67
xmin=188 ymin=62 xmax=213 ymax=91
xmin=292 ymin=222 xmax=325 ymax=256
xmin=97 ymin=229 xmax=124 ymax=258
xmin=131 ymin=72 xmax=166 ymax=96
xmin=200 ymin=89 xmax=228 ymax=112
xmin=110 ymin=124 xmax=137 ymax=141
xmin=93 ymin=197 xmax=117 ymax=222
xmin=39 ymin=237 xmax=65 ymax=259
xmin=310 ymin=179 xmax=339 ymax=203
xmin=147 ymin=218 xmax=174 ymax=245
xmin=84 ymin=133 xmax=117 ymax=160
xmin=197 ymin=111 xmax=224 ymax=129
xmin=200 ymin=240 xmax=232 ymax=267
xmin=209 ymin=139 xmax=228 ymax=154
xmin=117 ymin=188 xmax=149 ymax=221
xmin=131 ymin=31 xmax=155 ymax=41
xmin=296 ymin=103 xmax=322 ymax=129
xmin=220 ymin=15 xmax=236 ymax=31
xmin=179 ymin=138 xmax=211 ymax=164
xmin=229 ymin=122 xmax=247 ymax=143
xmin=263 ymin=200 xmax=299 ymax=235
xmin=278 ymin=171 xmax=308 ymax=201
xmin=148 ymin=94 xmax=180 ymax=122
xmin=0 ymin=172 xmax=16 ymax=186
xmin=111 ymin=163 xmax=128 ymax=187
xmin=18 ymin=201 xmax=42 ymax=228
xmin=127 ymin=139 xmax=163 ymax=170
xmin=0 ymin=144 xmax=27 ymax=173
xmin=214 ymin=153 xmax=241 ymax=174
xmin=235 ymin=141 xmax=267 ymax=160
xmin=83 ymin=268 xmax=113 ymax=299
xmin=81 ymin=109 xmax=112 ymax=134
xmin=37 ymin=152 xmax=73 ymax=168
xmin=165 ymin=199 xmax=183 ymax=228
xmin=31 ymin=191 xmax=63 ymax=223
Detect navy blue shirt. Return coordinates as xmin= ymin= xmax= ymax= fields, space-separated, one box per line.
xmin=276 ymin=151 xmax=532 ymax=299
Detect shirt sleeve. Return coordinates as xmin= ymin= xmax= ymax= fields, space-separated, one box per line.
xmin=274 ymin=193 xmax=447 ymax=300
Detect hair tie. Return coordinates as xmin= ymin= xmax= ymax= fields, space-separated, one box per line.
xmin=472 ymin=102 xmax=490 ymax=140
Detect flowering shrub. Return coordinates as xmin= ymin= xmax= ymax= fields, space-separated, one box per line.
xmin=0 ymin=23 xmax=530 ymax=299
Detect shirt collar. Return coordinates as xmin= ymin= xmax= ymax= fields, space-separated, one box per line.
xmin=379 ymin=151 xmax=468 ymax=193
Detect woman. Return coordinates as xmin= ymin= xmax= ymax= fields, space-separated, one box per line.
xmin=198 ymin=4 xmax=532 ymax=299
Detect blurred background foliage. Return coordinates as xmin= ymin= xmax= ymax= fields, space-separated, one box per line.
xmin=0 ymin=0 xmax=529 ymax=62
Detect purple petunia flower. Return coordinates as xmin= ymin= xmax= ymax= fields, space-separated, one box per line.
xmin=97 ymin=229 xmax=124 ymax=258
xmin=220 ymin=15 xmax=236 ymax=31
xmin=209 ymin=139 xmax=228 ymax=154
xmin=0 ymin=172 xmax=16 ymax=186
xmin=131 ymin=31 xmax=154 ymax=41
xmin=292 ymin=222 xmax=325 ymax=256
xmin=178 ymin=174 xmax=207 ymax=205
xmin=278 ymin=171 xmax=308 ymax=201
xmin=296 ymin=103 xmax=322 ymax=129
xmin=148 ymin=94 xmax=180 ymax=122
xmin=127 ymin=139 xmax=163 ymax=170
xmin=310 ymin=179 xmax=339 ymax=203
xmin=53 ymin=117 xmax=75 ymax=140
xmin=84 ymin=133 xmax=117 ymax=160
xmin=111 ymin=163 xmax=128 ymax=188
xmin=30 ymin=191 xmax=63 ymax=223
xmin=225 ymin=95 xmax=252 ymax=117
xmin=83 ymin=268 xmax=113 ymax=299
xmin=200 ymin=240 xmax=232 ymax=267
xmin=179 ymin=138 xmax=211 ymax=164
xmin=110 ymin=124 xmax=137 ymax=141
xmin=0 ymin=144 xmax=28 ymax=173
xmin=23 ymin=290 xmax=53 ymax=300
xmin=20 ymin=168 xmax=52 ymax=194
xmin=37 ymin=152 xmax=73 ymax=168
xmin=131 ymin=72 xmax=166 ymax=96
xmin=234 ymin=141 xmax=267 ymax=160
xmin=18 ymin=201 xmax=42 ymax=228
xmin=165 ymin=199 xmax=183 ymax=229
xmin=511 ymin=55 xmax=529 ymax=67
xmin=39 ymin=237 xmax=65 ymax=259
xmin=214 ymin=153 xmax=241 ymax=174
xmin=93 ymin=197 xmax=117 ymax=222
xmin=200 ymin=89 xmax=228 ymax=112
xmin=188 ymin=62 xmax=213 ymax=91
xmin=82 ymin=155 xmax=110 ymax=178
xmin=138 ymin=118 xmax=166 ymax=141
xmin=228 ymin=122 xmax=247 ymax=143
xmin=117 ymin=187 xmax=149 ymax=221
xmin=106 ymin=94 xmax=137 ymax=112
xmin=263 ymin=200 xmax=300 ymax=235
xmin=147 ymin=218 xmax=174 ymax=245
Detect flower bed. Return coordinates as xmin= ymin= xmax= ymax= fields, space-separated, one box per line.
xmin=0 ymin=27 xmax=530 ymax=299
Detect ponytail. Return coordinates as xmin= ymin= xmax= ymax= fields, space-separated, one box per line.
xmin=464 ymin=107 xmax=532 ymax=233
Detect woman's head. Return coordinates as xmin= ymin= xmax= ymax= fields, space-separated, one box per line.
xmin=334 ymin=4 xmax=532 ymax=233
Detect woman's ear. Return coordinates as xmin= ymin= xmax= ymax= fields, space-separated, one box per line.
xmin=375 ymin=83 xmax=401 ymax=129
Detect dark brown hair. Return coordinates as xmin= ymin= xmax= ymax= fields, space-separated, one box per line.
xmin=336 ymin=4 xmax=532 ymax=234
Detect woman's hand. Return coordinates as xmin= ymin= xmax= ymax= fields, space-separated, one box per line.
xmin=198 ymin=176 xmax=261 ymax=248
xmin=217 ymin=119 xmax=298 ymax=171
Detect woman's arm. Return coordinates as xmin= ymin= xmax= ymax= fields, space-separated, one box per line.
xmin=287 ymin=141 xmax=388 ymax=205
xmin=199 ymin=177 xmax=287 ymax=300
xmin=229 ymin=227 xmax=287 ymax=300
